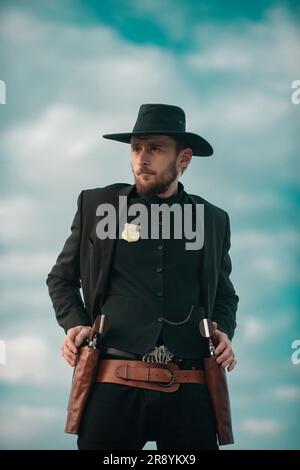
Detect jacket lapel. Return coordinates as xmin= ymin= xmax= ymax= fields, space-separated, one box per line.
xmin=91 ymin=184 xmax=135 ymax=319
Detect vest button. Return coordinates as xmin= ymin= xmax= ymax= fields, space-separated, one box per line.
xmin=156 ymin=267 xmax=163 ymax=273
xmin=156 ymin=292 xmax=163 ymax=297
xmin=157 ymin=317 xmax=163 ymax=322
xmin=157 ymin=244 xmax=163 ymax=250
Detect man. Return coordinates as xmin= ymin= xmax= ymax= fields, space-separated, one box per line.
xmin=47 ymin=103 xmax=239 ymax=450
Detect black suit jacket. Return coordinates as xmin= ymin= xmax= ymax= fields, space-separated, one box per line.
xmin=47 ymin=184 xmax=239 ymax=340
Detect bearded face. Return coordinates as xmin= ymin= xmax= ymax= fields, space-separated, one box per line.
xmin=130 ymin=135 xmax=182 ymax=198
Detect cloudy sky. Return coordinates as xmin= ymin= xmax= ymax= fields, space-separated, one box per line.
xmin=0 ymin=0 xmax=299 ymax=450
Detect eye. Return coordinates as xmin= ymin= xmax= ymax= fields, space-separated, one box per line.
xmin=151 ymin=146 xmax=160 ymax=152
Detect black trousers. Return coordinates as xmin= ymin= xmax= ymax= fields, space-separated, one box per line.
xmin=77 ymin=381 xmax=219 ymax=450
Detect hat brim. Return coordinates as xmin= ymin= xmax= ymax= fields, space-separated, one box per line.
xmin=102 ymin=131 xmax=213 ymax=157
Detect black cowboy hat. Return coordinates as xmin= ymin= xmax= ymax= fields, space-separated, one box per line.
xmin=103 ymin=103 xmax=213 ymax=157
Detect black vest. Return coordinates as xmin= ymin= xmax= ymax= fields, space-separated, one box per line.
xmin=101 ymin=183 xmax=208 ymax=359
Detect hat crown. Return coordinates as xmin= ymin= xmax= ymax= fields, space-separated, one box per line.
xmin=102 ymin=102 xmax=213 ymax=156
xmin=132 ymin=104 xmax=186 ymax=134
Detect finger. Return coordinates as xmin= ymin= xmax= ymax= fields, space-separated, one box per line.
xmin=227 ymin=359 xmax=237 ymax=372
xmin=62 ymin=343 xmax=78 ymax=359
xmin=221 ymin=358 xmax=232 ymax=368
xmin=226 ymin=358 xmax=237 ymax=372
xmin=64 ymin=337 xmax=78 ymax=355
xmin=61 ymin=349 xmax=77 ymax=367
xmin=215 ymin=341 xmax=227 ymax=356
xmin=216 ymin=349 xmax=233 ymax=364
xmin=212 ymin=322 xmax=218 ymax=332
xmin=63 ymin=343 xmax=78 ymax=356
xmin=217 ymin=350 xmax=233 ymax=364
xmin=220 ymin=355 xmax=235 ymax=368
xmin=66 ymin=326 xmax=81 ymax=341
xmin=63 ymin=348 xmax=77 ymax=366
xmin=74 ymin=329 xmax=89 ymax=347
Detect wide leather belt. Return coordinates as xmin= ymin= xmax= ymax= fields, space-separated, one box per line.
xmin=95 ymin=359 xmax=206 ymax=393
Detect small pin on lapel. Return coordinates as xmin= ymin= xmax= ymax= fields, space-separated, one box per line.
xmin=121 ymin=223 xmax=141 ymax=242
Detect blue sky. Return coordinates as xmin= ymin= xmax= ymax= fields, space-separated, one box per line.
xmin=0 ymin=0 xmax=299 ymax=450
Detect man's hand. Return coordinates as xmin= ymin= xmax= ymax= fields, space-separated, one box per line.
xmin=61 ymin=325 xmax=92 ymax=367
xmin=212 ymin=322 xmax=237 ymax=372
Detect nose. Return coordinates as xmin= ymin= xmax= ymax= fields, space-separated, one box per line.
xmin=136 ymin=146 xmax=150 ymax=165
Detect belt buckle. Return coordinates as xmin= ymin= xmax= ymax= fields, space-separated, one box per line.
xmin=142 ymin=345 xmax=174 ymax=365
xmin=157 ymin=365 xmax=175 ymax=387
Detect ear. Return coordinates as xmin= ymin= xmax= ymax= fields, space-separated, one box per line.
xmin=178 ymin=148 xmax=192 ymax=171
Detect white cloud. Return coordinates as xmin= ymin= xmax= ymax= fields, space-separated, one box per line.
xmin=231 ymin=229 xmax=299 ymax=289
xmin=188 ymin=7 xmax=300 ymax=78
xmin=206 ymin=92 xmax=289 ymax=132
xmin=127 ymin=0 xmax=194 ymax=43
xmin=17 ymin=405 xmax=62 ymax=421
xmin=2 ymin=286 xmax=51 ymax=315
xmin=233 ymin=229 xmax=299 ymax=251
xmin=0 ymin=252 xmax=56 ymax=280
xmin=0 ymin=10 xmax=187 ymax=198
xmin=241 ymin=418 xmax=283 ymax=436
xmin=238 ymin=317 xmax=266 ymax=345
xmin=0 ymin=335 xmax=72 ymax=386
xmin=0 ymin=404 xmax=65 ymax=446
xmin=2 ymin=105 xmax=109 ymax=190
xmin=228 ymin=191 xmax=287 ymax=213
xmin=0 ymin=197 xmax=37 ymax=243
xmin=230 ymin=354 xmax=298 ymax=387
xmin=236 ymin=312 xmax=295 ymax=350
xmin=0 ymin=336 xmax=48 ymax=384
xmin=0 ymin=8 xmax=182 ymax=108
xmin=273 ymin=385 xmax=300 ymax=401
xmin=181 ymin=6 xmax=300 ymax=186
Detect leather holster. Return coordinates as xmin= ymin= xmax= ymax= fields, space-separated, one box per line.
xmin=65 ymin=317 xmax=101 ymax=435
xmin=204 ymin=351 xmax=234 ymax=445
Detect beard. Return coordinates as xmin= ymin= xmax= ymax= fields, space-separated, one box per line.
xmin=132 ymin=159 xmax=179 ymax=198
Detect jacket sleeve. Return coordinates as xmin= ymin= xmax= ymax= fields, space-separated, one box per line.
xmin=46 ymin=191 xmax=91 ymax=333
xmin=212 ymin=212 xmax=239 ymax=341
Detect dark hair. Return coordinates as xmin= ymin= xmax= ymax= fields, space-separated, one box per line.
xmin=170 ymin=136 xmax=190 ymax=175
xmin=171 ymin=136 xmax=188 ymax=154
